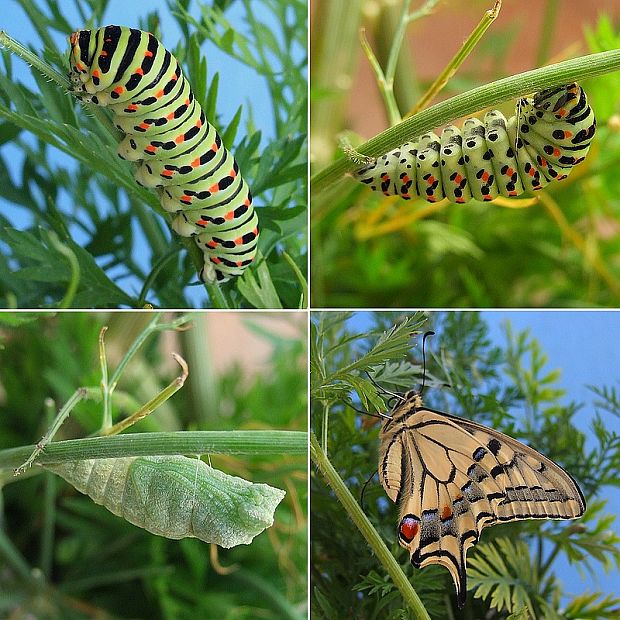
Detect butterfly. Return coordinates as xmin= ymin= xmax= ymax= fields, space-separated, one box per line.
xmin=376 ymin=387 xmax=586 ymax=608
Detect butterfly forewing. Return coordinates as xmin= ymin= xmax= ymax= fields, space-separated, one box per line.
xmin=378 ymin=396 xmax=585 ymax=608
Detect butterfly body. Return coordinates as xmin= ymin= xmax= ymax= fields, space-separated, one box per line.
xmin=378 ymin=391 xmax=585 ymax=608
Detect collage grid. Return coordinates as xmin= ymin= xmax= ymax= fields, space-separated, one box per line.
xmin=1 ymin=1 xmax=620 ymax=619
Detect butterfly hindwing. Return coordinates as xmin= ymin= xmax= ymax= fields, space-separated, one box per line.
xmin=378 ymin=399 xmax=585 ymax=608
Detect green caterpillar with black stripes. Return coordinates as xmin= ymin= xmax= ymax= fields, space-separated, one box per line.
xmin=69 ymin=25 xmax=258 ymax=283
xmin=353 ymin=84 xmax=596 ymax=203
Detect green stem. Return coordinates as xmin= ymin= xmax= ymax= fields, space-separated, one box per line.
xmin=100 ymin=354 xmax=189 ymax=436
xmin=0 ymin=30 xmax=67 ymax=88
xmin=540 ymin=541 xmax=562 ymax=577
xmin=312 ymin=49 xmax=620 ymax=195
xmin=137 ymin=247 xmax=181 ymax=307
xmin=0 ymin=431 xmax=308 ymax=471
xmin=0 ymin=528 xmax=33 ymax=581
xmin=233 ymin=568 xmax=305 ymax=620
xmin=99 ymin=326 xmax=112 ymax=429
xmin=107 ymin=314 xmax=192 ymax=394
xmin=46 ymin=232 xmax=80 ymax=309
xmin=310 ymin=433 xmax=430 ymax=619
xmin=409 ymin=0 xmax=502 ymax=116
xmin=536 ymin=0 xmax=559 ymax=67
xmin=282 ymin=251 xmax=308 ymax=308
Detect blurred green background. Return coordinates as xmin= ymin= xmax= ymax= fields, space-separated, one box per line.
xmin=0 ymin=312 xmax=307 ymax=619
xmin=311 ymin=0 xmax=620 ymax=308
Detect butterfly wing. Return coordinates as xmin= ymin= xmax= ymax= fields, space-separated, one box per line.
xmin=378 ymin=408 xmax=585 ymax=608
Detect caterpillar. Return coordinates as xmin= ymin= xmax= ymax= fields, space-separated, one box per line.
xmin=45 ymin=456 xmax=286 ymax=547
xmin=353 ymin=83 xmax=596 ymax=203
xmin=68 ymin=25 xmax=258 ymax=284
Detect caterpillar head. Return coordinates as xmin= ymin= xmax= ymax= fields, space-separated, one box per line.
xmin=532 ymin=83 xmax=580 ymax=118
xmin=68 ymin=29 xmax=92 ymax=86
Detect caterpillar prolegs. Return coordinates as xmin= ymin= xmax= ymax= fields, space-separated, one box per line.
xmin=68 ymin=25 xmax=258 ymax=284
xmin=353 ymin=84 xmax=596 ymax=203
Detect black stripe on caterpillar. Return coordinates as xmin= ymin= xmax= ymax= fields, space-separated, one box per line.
xmin=68 ymin=25 xmax=258 ymax=283
xmin=353 ymin=84 xmax=596 ymax=203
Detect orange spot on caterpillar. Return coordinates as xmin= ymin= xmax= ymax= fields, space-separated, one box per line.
xmin=161 ymin=170 xmax=174 ymax=178
xmin=209 ymin=183 xmax=220 ymax=193
xmin=145 ymin=145 xmax=157 ymax=153
xmin=99 ymin=51 xmax=108 ymax=58
xmin=139 ymin=123 xmax=149 ymax=130
xmin=225 ymin=211 xmax=234 ymax=220
xmin=144 ymin=50 xmax=154 ymax=57
xmin=156 ymin=89 xmax=164 ymax=98
xmin=92 ymin=70 xmax=100 ymax=78
xmin=135 ymin=68 xmax=144 ymax=76
xmin=207 ymin=241 xmax=218 ymax=249
xmin=175 ymin=135 xmax=185 ymax=144
xmin=234 ymin=236 xmax=243 ymax=245
xmin=191 ymin=158 xmax=200 ymax=168
xmin=113 ymin=86 xmax=124 ymax=95
xmin=481 ymin=171 xmax=490 ymax=182
xmin=230 ymin=169 xmax=237 ymax=178
xmin=166 ymin=112 xmax=175 ymax=120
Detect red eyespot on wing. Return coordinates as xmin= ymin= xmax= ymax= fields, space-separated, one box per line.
xmin=399 ymin=516 xmax=419 ymax=543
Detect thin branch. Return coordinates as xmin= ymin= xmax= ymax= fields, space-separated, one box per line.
xmin=312 ymin=49 xmax=620 ymax=195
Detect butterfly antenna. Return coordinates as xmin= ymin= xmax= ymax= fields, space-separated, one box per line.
xmin=360 ymin=470 xmax=377 ymax=512
xmin=346 ymin=401 xmax=390 ymax=421
xmin=420 ymin=330 xmax=435 ymax=396
xmin=365 ymin=370 xmax=403 ymax=401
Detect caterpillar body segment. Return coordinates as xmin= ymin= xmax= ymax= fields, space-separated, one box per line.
xmin=353 ymin=84 xmax=596 ymax=204
xmin=68 ymin=25 xmax=258 ymax=283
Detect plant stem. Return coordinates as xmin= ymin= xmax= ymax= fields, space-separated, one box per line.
xmin=538 ymin=193 xmax=620 ymax=299
xmin=407 ymin=0 xmax=502 ymax=116
xmin=312 ymin=49 xmax=620 ymax=195
xmin=0 ymin=431 xmax=308 ymax=472
xmin=310 ymin=433 xmax=430 ymax=619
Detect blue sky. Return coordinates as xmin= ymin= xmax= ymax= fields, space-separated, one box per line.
xmin=1 ymin=0 xmax=282 ymax=306
xmin=344 ymin=310 xmax=620 ymax=605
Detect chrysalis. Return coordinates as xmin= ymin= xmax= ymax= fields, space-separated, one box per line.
xmin=45 ymin=455 xmax=285 ymax=547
